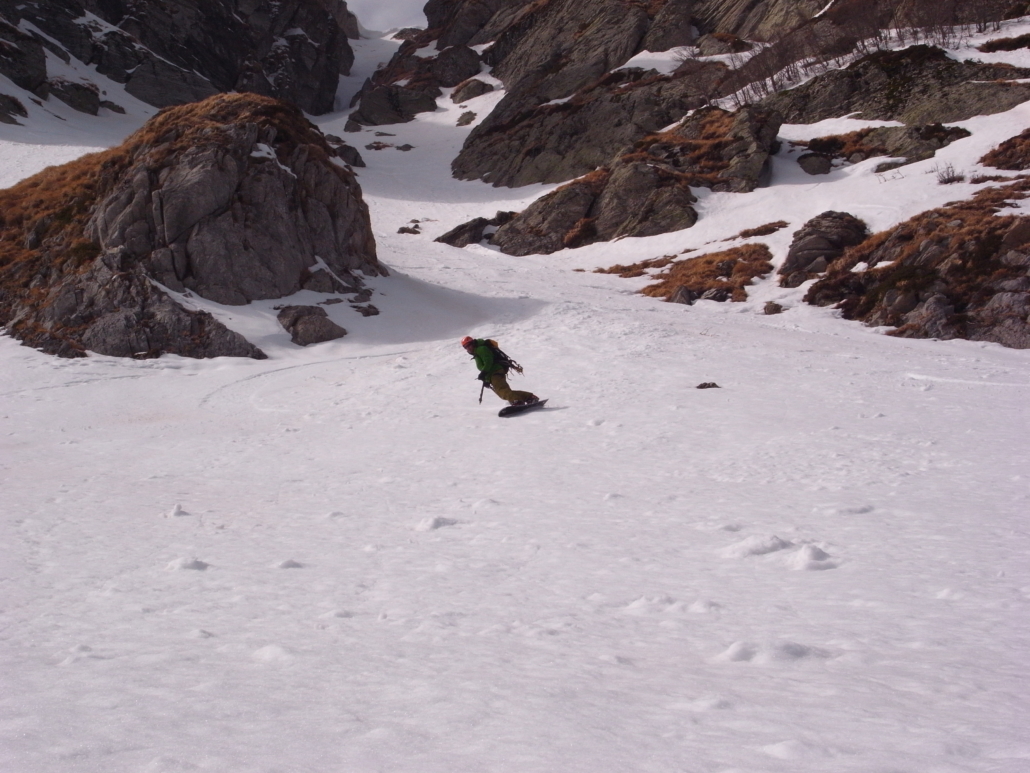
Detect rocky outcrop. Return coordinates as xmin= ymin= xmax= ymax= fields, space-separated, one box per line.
xmin=0 ymin=92 xmax=26 ymax=124
xmin=9 ymin=247 xmax=266 ymax=359
xmin=0 ymin=0 xmax=355 ymax=114
xmin=0 ymin=93 xmax=381 ymax=358
xmin=353 ymin=0 xmax=695 ymax=136
xmin=277 ymin=305 xmax=347 ymax=346
xmin=804 ymin=180 xmax=1030 ymax=348
xmin=452 ymin=78 xmax=495 ymax=103
xmin=452 ymin=61 xmax=727 ymax=187
xmin=468 ymin=105 xmax=780 ymax=255
xmin=779 ymin=212 xmax=869 ymax=288
xmin=797 ymin=124 xmax=971 ymax=175
xmin=980 ymin=127 xmax=1030 ymax=170
xmin=692 ymin=0 xmax=823 ymax=40
xmin=761 ymin=45 xmax=1030 ymax=125
xmin=347 ymin=39 xmax=482 ymax=127
xmin=435 ymin=211 xmax=517 ymax=248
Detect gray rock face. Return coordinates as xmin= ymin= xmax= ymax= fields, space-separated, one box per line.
xmin=347 ymin=39 xmax=481 ymax=127
xmin=457 ymin=104 xmax=779 ymax=255
xmin=48 ymin=77 xmax=101 ymax=114
xmin=453 ymin=62 xmax=727 ymax=187
xmin=85 ymin=96 xmax=382 ymax=307
xmin=0 ymin=15 xmax=47 ymax=93
xmin=277 ymin=305 xmax=347 ymax=346
xmin=696 ymin=32 xmax=752 ymax=56
xmin=358 ymin=0 xmax=693 ymax=138
xmin=692 ymin=0 xmax=823 ymax=40
xmin=780 ymin=212 xmax=868 ymax=287
xmin=762 ymin=45 xmax=1030 ymax=125
xmin=38 ymin=248 xmax=266 ymax=359
xmin=0 ymin=93 xmax=382 ymax=359
xmin=0 ymin=0 xmax=355 ymax=114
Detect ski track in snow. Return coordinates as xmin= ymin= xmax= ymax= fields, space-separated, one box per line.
xmin=2 ymin=18 xmax=1030 ymax=773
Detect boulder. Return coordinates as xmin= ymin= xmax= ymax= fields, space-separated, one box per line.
xmin=277 ymin=305 xmax=347 ymax=346
xmin=780 ymin=212 xmax=869 ymax=287
xmin=47 ymin=77 xmax=100 ymax=114
xmin=348 ymin=84 xmax=441 ymax=126
xmin=435 ymin=211 xmax=517 ymax=248
xmin=0 ymin=93 xmax=382 ymax=359
xmin=431 ymin=45 xmax=482 ymax=88
xmin=452 ymin=78 xmax=495 ymax=103
xmin=797 ymin=152 xmax=832 ymax=175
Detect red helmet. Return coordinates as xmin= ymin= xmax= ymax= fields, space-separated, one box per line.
xmin=460 ymin=336 xmax=474 ymax=348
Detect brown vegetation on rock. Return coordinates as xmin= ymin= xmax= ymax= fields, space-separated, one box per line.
xmin=599 ymin=243 xmax=774 ymax=303
xmin=980 ymin=127 xmax=1030 ymax=170
xmin=805 ymin=179 xmax=1030 ymax=347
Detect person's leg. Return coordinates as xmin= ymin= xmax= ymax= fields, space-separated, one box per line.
xmin=489 ymin=374 xmax=537 ymax=404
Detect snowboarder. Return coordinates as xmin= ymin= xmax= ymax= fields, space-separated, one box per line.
xmin=461 ymin=336 xmax=540 ymax=407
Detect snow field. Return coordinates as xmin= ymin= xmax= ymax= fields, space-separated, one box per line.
xmin=2 ymin=18 xmax=1030 ymax=773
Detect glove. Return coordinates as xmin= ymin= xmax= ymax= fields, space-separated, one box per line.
xmin=477 ymin=371 xmax=491 ymax=383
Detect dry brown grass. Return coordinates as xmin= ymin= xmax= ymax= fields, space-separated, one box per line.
xmin=804 ymin=129 xmax=886 ymax=159
xmin=806 ymin=177 xmax=1030 ymax=319
xmin=978 ymin=33 xmax=1030 ymax=52
xmin=598 ymin=243 xmax=773 ymax=302
xmin=727 ymin=221 xmax=789 ymax=240
xmin=980 ymin=127 xmax=1030 ymax=170
xmin=619 ymin=109 xmax=741 ymax=188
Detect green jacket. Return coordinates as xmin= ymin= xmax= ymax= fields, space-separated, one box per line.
xmin=470 ymin=340 xmax=506 ymax=379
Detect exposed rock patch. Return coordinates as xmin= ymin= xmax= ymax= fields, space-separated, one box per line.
xmin=435 ymin=211 xmax=517 ymax=248
xmin=466 ymin=105 xmax=780 ymax=255
xmin=277 ymin=305 xmax=347 ymax=346
xmin=797 ymin=124 xmax=971 ymax=174
xmin=761 ymin=45 xmax=1030 ymax=125
xmin=0 ymin=0 xmax=354 ymax=114
xmin=804 ymin=180 xmax=1030 ymax=348
xmin=779 ymin=212 xmax=869 ymax=288
xmin=0 ymin=93 xmax=381 ymax=358
xmin=453 ymin=62 xmax=728 ymax=187
xmin=692 ymin=0 xmax=824 ymax=41
xmin=452 ymin=78 xmax=495 ymax=103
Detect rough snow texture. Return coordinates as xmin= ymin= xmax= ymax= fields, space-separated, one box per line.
xmin=3 ymin=13 xmax=1030 ymax=773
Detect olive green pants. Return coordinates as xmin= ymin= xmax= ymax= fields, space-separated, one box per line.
xmin=489 ymin=374 xmax=536 ymax=404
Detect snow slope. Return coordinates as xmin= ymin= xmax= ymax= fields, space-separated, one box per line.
xmin=2 ymin=19 xmax=1030 ymax=773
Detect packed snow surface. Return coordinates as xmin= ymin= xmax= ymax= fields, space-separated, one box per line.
xmin=2 ymin=18 xmax=1030 ymax=773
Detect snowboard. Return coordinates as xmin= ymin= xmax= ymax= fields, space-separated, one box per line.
xmin=498 ymin=399 xmax=548 ymax=417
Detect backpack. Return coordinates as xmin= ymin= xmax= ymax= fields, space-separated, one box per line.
xmin=483 ymin=339 xmax=524 ymax=375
